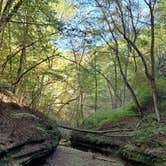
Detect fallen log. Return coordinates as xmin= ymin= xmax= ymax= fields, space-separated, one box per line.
xmin=58 ymin=124 xmax=134 ymax=134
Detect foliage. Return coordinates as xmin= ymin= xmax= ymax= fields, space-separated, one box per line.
xmin=138 ymin=78 xmax=166 ymax=110
xmin=133 ymin=114 xmax=165 ymax=146
xmin=80 ymin=79 xmax=166 ymax=129
xmin=121 ymin=144 xmax=166 ymax=166
xmin=0 ymin=0 xmax=165 ymax=125
xmin=82 ymin=105 xmax=136 ymax=129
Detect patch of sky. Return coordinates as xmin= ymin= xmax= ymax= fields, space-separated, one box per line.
xmin=56 ymin=0 xmax=150 ymax=51
xmin=57 ymin=0 xmax=104 ymax=51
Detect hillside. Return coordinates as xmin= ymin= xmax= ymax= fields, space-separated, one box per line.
xmin=71 ymin=79 xmax=166 ymax=166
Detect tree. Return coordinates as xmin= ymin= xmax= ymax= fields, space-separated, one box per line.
xmin=0 ymin=0 xmax=23 ymax=33
xmin=88 ymin=0 xmax=161 ymax=120
xmin=0 ymin=0 xmax=75 ymax=109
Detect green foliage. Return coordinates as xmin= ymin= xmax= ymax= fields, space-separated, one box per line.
xmin=80 ymin=79 xmax=166 ymax=130
xmin=43 ymin=70 xmax=64 ymax=80
xmin=46 ymin=115 xmax=59 ymax=130
xmin=82 ymin=104 xmax=137 ymax=129
xmin=138 ymin=79 xmax=166 ymax=110
xmin=119 ymin=112 xmax=166 ymax=165
xmin=157 ymin=79 xmax=166 ymax=103
xmin=121 ymin=144 xmax=165 ymax=166
xmin=133 ymin=114 xmax=165 ymax=146
xmin=0 ymin=0 xmax=165 ymax=126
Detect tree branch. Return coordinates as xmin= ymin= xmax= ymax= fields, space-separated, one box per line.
xmin=12 ymin=51 xmax=59 ymax=86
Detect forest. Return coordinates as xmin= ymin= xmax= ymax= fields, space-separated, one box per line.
xmin=0 ymin=0 xmax=165 ymax=166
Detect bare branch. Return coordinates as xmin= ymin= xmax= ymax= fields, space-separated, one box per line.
xmin=12 ymin=51 xmax=59 ymax=86
xmin=1 ymin=31 xmax=59 ymax=73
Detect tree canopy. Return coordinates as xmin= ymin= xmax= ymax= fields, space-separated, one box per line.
xmin=0 ymin=0 xmax=165 ymax=125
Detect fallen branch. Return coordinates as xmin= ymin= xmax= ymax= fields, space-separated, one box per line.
xmin=58 ymin=124 xmax=134 ymax=134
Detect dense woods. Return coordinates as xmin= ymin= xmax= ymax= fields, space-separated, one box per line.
xmin=0 ymin=0 xmax=165 ymax=165
xmin=0 ymin=0 xmax=165 ymax=123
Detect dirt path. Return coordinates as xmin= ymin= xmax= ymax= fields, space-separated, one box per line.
xmin=42 ymin=146 xmax=125 ymax=166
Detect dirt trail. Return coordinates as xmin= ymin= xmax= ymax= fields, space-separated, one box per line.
xmin=42 ymin=146 xmax=125 ymax=166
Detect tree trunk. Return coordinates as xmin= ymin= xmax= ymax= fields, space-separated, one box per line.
xmin=94 ymin=54 xmax=98 ymax=112
xmin=113 ymin=60 xmax=118 ymax=108
xmin=0 ymin=0 xmax=23 ymax=33
xmin=149 ymin=1 xmax=160 ymax=121
xmin=115 ymin=49 xmax=142 ymax=115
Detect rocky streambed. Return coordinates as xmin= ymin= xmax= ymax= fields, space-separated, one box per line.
xmin=42 ymin=145 xmax=125 ymax=166
xmin=0 ymin=101 xmax=125 ymax=166
xmin=0 ymin=99 xmax=165 ymax=166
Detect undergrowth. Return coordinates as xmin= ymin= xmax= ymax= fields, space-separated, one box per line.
xmin=133 ymin=114 xmax=166 ymax=146
xmin=82 ymin=105 xmax=137 ymax=129
xmin=81 ymin=79 xmax=166 ymax=130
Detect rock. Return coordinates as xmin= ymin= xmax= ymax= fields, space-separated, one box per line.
xmin=71 ymin=115 xmax=166 ymax=166
xmin=0 ymin=102 xmax=61 ymax=165
xmin=71 ymin=116 xmax=137 ymax=155
xmin=121 ymin=144 xmax=166 ymax=166
xmin=42 ymin=145 xmax=125 ymax=166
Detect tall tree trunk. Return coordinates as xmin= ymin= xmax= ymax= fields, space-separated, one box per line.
xmin=0 ymin=0 xmax=3 ymax=15
xmin=113 ymin=60 xmax=118 ymax=108
xmin=0 ymin=0 xmax=23 ymax=33
xmin=115 ymin=49 xmax=142 ymax=115
xmin=122 ymin=46 xmax=130 ymax=105
xmin=73 ymin=50 xmax=85 ymax=126
xmin=149 ymin=1 xmax=160 ymax=121
xmin=15 ymin=5 xmax=28 ymax=94
xmin=94 ymin=54 xmax=98 ymax=112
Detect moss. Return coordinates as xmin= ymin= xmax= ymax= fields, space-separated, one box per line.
xmin=81 ymin=104 xmax=137 ymax=129
xmin=35 ymin=117 xmax=61 ymax=147
xmin=35 ymin=126 xmax=48 ymax=133
xmin=11 ymin=112 xmax=38 ymax=119
xmin=121 ymin=144 xmax=166 ymax=166
xmin=85 ymin=135 xmax=110 ymax=145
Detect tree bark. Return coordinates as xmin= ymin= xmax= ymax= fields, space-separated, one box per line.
xmin=115 ymin=49 xmax=142 ymax=115
xmin=0 ymin=0 xmax=23 ymax=33
xmin=149 ymin=0 xmax=160 ymax=121
xmin=94 ymin=54 xmax=98 ymax=112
